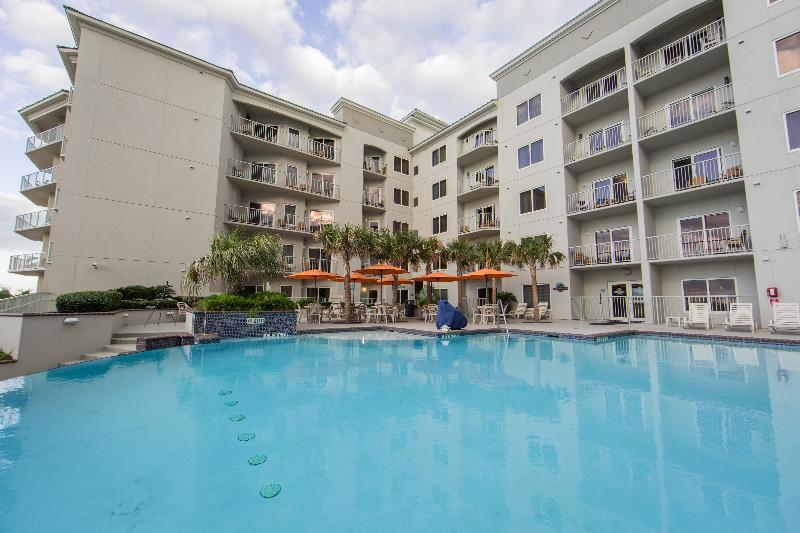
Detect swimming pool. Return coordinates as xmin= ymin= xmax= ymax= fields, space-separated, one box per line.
xmin=1 ymin=333 xmax=798 ymax=532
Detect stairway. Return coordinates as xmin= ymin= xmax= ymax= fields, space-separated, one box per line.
xmin=58 ymin=329 xmax=184 ymax=367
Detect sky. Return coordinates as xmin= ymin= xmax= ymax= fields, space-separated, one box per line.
xmin=0 ymin=0 xmax=596 ymax=292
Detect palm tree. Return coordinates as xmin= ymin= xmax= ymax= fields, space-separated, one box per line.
xmin=443 ymin=239 xmax=477 ymax=310
xmin=389 ymin=231 xmax=422 ymax=304
xmin=474 ymin=239 xmax=512 ymax=304
xmin=508 ymin=235 xmax=565 ymax=321
xmin=317 ymin=223 xmax=374 ymax=321
xmin=183 ymin=230 xmax=285 ymax=295
xmin=417 ymin=237 xmax=444 ymax=303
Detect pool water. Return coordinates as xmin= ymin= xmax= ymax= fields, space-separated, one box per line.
xmin=1 ymin=333 xmax=799 ymax=532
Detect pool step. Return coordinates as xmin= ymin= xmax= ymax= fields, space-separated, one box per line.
xmin=112 ymin=331 xmax=185 ymax=340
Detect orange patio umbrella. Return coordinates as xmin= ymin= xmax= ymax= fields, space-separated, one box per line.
xmin=413 ymin=272 xmax=461 ymax=305
xmin=286 ymin=268 xmax=340 ymax=300
xmin=370 ymin=276 xmax=413 ymax=286
xmin=355 ymin=264 xmax=408 ymax=304
xmin=460 ymin=268 xmax=516 ymax=304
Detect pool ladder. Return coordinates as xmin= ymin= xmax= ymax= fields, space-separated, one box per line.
xmin=498 ymin=303 xmax=509 ymax=334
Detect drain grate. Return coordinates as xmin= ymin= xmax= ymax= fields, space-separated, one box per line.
xmin=229 ymin=414 xmax=246 ymax=422
xmin=224 ymin=400 xmax=239 ymax=406
xmin=218 ymin=389 xmax=233 ymax=395
xmin=248 ymin=454 xmax=267 ymax=466
xmin=238 ymin=432 xmax=255 ymax=441
xmin=260 ymin=484 xmax=281 ymax=499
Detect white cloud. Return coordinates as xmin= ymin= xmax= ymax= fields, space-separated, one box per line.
xmin=0 ymin=0 xmax=72 ymax=48
xmin=0 ymin=48 xmax=69 ymax=95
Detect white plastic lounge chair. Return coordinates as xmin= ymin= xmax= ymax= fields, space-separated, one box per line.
xmin=513 ymin=303 xmax=527 ymax=319
xmin=724 ymin=302 xmax=755 ymax=333
xmin=681 ymin=303 xmax=711 ymax=330
xmin=769 ymin=303 xmax=800 ymax=334
xmin=538 ymin=303 xmax=551 ymax=321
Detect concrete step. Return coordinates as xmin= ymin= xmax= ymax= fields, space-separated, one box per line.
xmin=58 ymin=359 xmax=86 ymax=367
xmin=81 ymin=351 xmax=123 ymax=361
xmin=102 ymin=344 xmax=136 ymax=354
xmin=112 ymin=331 xmax=185 ymax=339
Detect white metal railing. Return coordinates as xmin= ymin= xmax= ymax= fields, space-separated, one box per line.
xmin=566 ymin=178 xmax=635 ymax=214
xmin=0 ymin=292 xmax=56 ymax=314
xmin=641 ymin=153 xmax=743 ymax=198
xmin=283 ymin=256 xmax=336 ymax=273
xmin=458 ymin=129 xmax=497 ymax=156
xmin=224 ymin=204 xmax=332 ymax=234
xmin=568 ymin=239 xmax=640 ymax=267
xmin=650 ymin=295 xmax=756 ymax=324
xmin=564 ymin=121 xmax=631 ymax=164
xmin=226 ymin=159 xmax=339 ymax=199
xmin=362 ymin=189 xmax=385 ymax=208
xmin=20 ymin=166 xmax=57 ymax=191
xmin=14 ymin=209 xmax=53 ymax=232
xmin=646 ymin=224 xmax=751 ymax=261
xmin=459 ymin=214 xmax=499 ymax=235
xmin=230 ymin=115 xmax=340 ymax=162
xmin=363 ymin=157 xmax=387 ymax=175
xmin=8 ymin=252 xmax=47 ymax=272
xmin=571 ymin=296 xmax=646 ymax=322
xmin=25 ymin=124 xmax=64 ymax=152
xmin=633 ymin=19 xmax=726 ymax=82
xmin=637 ymin=84 xmax=734 ymax=139
xmin=561 ymin=67 xmax=627 ymax=115
xmin=458 ymin=170 xmax=498 ymax=195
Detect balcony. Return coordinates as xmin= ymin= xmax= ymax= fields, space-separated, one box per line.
xmin=563 ymin=121 xmax=631 ymax=171
xmin=282 ymin=256 xmax=336 ymax=274
xmin=457 ymin=129 xmax=498 ymax=166
xmin=457 ymin=171 xmax=499 ymax=203
xmin=568 ymin=239 xmax=640 ymax=269
xmin=636 ymin=84 xmax=735 ymax=149
xmin=561 ymin=68 xmax=628 ymax=122
xmin=14 ymin=209 xmax=53 ymax=241
xmin=363 ymin=157 xmax=387 ymax=180
xmin=646 ymin=224 xmax=751 ymax=264
xmin=362 ymin=190 xmax=386 ymax=213
xmin=641 ymin=152 xmax=744 ymax=205
xmin=8 ymin=252 xmax=47 ymax=275
xmin=633 ymin=19 xmax=727 ymax=94
xmin=566 ymin=177 xmax=636 ymax=219
xmin=458 ymin=215 xmax=500 ymax=239
xmin=224 ymin=205 xmax=331 ymax=237
xmin=25 ymin=124 xmax=64 ymax=169
xmin=229 ymin=115 xmax=341 ymax=164
xmin=226 ymin=159 xmax=340 ymax=201
xmin=20 ymin=166 xmax=57 ymax=206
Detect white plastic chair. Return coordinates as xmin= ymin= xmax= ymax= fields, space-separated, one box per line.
xmin=681 ymin=303 xmax=711 ymax=330
xmin=723 ymin=302 xmax=755 ymax=333
xmin=769 ymin=303 xmax=800 ymax=334
xmin=512 ymin=303 xmax=527 ymax=319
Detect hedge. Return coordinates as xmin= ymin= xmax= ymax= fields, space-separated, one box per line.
xmin=198 ymin=292 xmax=297 ymax=312
xmin=120 ymin=298 xmax=179 ymax=310
xmin=114 ymin=283 xmax=175 ymax=300
xmin=55 ymin=291 xmax=123 ymax=313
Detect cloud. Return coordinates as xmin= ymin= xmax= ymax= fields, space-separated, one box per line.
xmin=0 ymin=0 xmax=72 ymax=48
xmin=0 ymin=48 xmax=69 ymax=95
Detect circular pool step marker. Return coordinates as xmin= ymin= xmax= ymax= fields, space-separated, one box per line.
xmin=238 ymin=432 xmax=255 ymax=442
xmin=229 ymin=414 xmax=246 ymax=422
xmin=260 ymin=484 xmax=281 ymax=499
xmin=248 ymin=454 xmax=267 ymax=466
xmin=218 ymin=389 xmax=233 ymax=396
xmin=224 ymin=400 xmax=239 ymax=407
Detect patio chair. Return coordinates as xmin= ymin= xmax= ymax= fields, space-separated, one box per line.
xmin=307 ymin=303 xmax=323 ymax=324
xmin=479 ymin=305 xmax=497 ymax=325
xmin=328 ymin=303 xmax=345 ymax=322
xmin=393 ymin=304 xmax=407 ymax=322
xmin=681 ymin=303 xmax=711 ymax=330
xmin=538 ymin=303 xmax=551 ymax=321
xmin=723 ymin=302 xmax=755 ymax=333
xmin=365 ymin=306 xmax=380 ymax=323
xmin=424 ymin=304 xmax=438 ymax=322
xmin=769 ymin=303 xmax=800 ymax=334
xmin=512 ymin=303 xmax=527 ymax=320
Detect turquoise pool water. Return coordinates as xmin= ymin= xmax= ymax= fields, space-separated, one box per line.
xmin=1 ymin=333 xmax=799 ymax=532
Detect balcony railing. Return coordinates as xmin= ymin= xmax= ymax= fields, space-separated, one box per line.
xmin=226 ymin=159 xmax=339 ymax=199
xmin=230 ymin=115 xmax=341 ymax=162
xmin=20 ymin=166 xmax=57 ymax=191
xmin=646 ymin=224 xmax=751 ymax=261
xmin=568 ymin=239 xmax=639 ymax=267
xmin=362 ymin=190 xmax=385 ymax=209
xmin=363 ymin=158 xmax=387 ymax=175
xmin=458 ymin=171 xmax=498 ymax=196
xmin=571 ymin=296 xmax=646 ymax=322
xmin=641 ymin=152 xmax=743 ymax=198
xmin=564 ymin=121 xmax=631 ymax=164
xmin=633 ymin=19 xmax=726 ymax=82
xmin=224 ymin=204 xmax=331 ymax=234
xmin=561 ymin=67 xmax=627 ymax=115
xmin=566 ymin=178 xmax=635 ymax=214
xmin=459 ymin=214 xmax=499 ymax=235
xmin=8 ymin=253 xmax=47 ymax=272
xmin=282 ymin=256 xmax=335 ymax=273
xmin=26 ymin=124 xmax=64 ymax=152
xmin=15 ymin=209 xmax=52 ymax=232
xmin=637 ymin=84 xmax=734 ymax=139
xmin=458 ymin=129 xmax=497 ymax=156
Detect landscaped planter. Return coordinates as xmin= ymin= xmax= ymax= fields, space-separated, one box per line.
xmin=190 ymin=311 xmax=297 ymax=338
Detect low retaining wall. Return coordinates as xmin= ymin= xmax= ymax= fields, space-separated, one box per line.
xmin=190 ymin=311 xmax=297 ymax=338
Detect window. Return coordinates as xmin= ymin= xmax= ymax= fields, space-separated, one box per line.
xmin=432 ymin=255 xmax=447 ymax=270
xmin=394 ymin=156 xmax=410 ymax=175
xmin=517 ymin=139 xmax=544 ymax=169
xmin=313 ymin=138 xmax=335 ymax=159
xmin=306 ymin=287 xmax=331 ymax=301
xmin=432 ymin=179 xmax=447 ymax=200
xmin=280 ymin=285 xmax=293 ymax=297
xmin=286 ymin=165 xmax=298 ymax=187
xmin=785 ymin=110 xmax=800 ymax=151
xmin=433 ymin=288 xmax=449 ymax=302
xmin=414 ymin=165 xmax=419 ymax=176
xmin=522 ymin=284 xmax=550 ymax=305
xmin=516 ymin=94 xmax=542 ymax=125
xmin=520 ymin=186 xmax=547 ymax=214
xmin=367 ymin=220 xmax=380 ymax=233
xmin=402 ymin=190 xmax=409 ymax=206
xmin=282 ymin=244 xmax=294 ymax=266
xmin=432 ymin=145 xmax=446 ymax=166
xmin=287 ymin=128 xmax=300 ymax=148
xmin=307 ymin=248 xmax=331 ymax=272
xmin=794 ymin=190 xmax=800 ymax=231
xmin=393 ymin=188 xmax=410 ymax=206
xmin=681 ymin=278 xmax=737 ymax=312
xmin=432 ymin=215 xmax=448 ymax=235
xmin=776 ymin=31 xmax=800 ymax=76
xmin=477 ymin=287 xmax=494 ymax=304
xmin=392 ymin=221 xmax=409 ymax=234
xmin=413 ymin=197 xmax=419 ymax=207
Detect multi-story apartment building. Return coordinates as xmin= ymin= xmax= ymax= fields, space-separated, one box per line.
xmin=10 ymin=0 xmax=800 ymax=326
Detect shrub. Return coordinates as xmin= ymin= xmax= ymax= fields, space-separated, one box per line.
xmin=56 ymin=290 xmax=123 ymax=313
xmin=496 ymin=291 xmax=517 ymax=308
xmin=0 ymin=350 xmax=13 ymax=362
xmin=251 ymin=292 xmax=297 ymax=311
xmin=295 ymin=298 xmax=314 ymax=308
xmin=197 ymin=292 xmax=296 ymax=312
xmin=120 ymin=299 xmax=149 ymax=310
xmin=115 ymin=283 xmax=176 ymax=300
xmin=119 ymin=298 xmax=177 ymax=310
